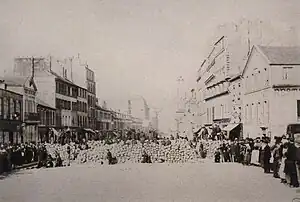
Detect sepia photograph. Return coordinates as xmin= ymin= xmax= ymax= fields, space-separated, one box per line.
xmin=0 ymin=0 xmax=300 ymax=201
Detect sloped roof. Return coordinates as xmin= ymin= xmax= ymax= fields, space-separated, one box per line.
xmin=36 ymin=98 xmax=55 ymax=109
xmin=49 ymin=70 xmax=76 ymax=86
xmin=258 ymin=45 xmax=300 ymax=65
xmin=229 ymin=74 xmax=242 ymax=82
xmin=0 ymin=76 xmax=30 ymax=86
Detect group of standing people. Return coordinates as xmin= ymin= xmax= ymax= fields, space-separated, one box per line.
xmin=214 ymin=138 xmax=253 ymax=165
xmin=0 ymin=143 xmax=39 ymax=174
xmin=213 ymin=134 xmax=300 ymax=188
xmin=265 ymin=135 xmax=300 ymax=188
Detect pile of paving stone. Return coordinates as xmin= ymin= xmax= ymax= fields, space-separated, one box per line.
xmin=45 ymin=139 xmax=221 ymax=165
xmin=74 ymin=139 xmax=205 ymax=164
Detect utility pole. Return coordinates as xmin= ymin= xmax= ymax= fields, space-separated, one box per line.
xmin=176 ymin=76 xmax=184 ymax=112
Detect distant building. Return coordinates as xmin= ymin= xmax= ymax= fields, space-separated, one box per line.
xmin=242 ymin=45 xmax=300 ymax=139
xmin=95 ymin=105 xmax=112 ymax=131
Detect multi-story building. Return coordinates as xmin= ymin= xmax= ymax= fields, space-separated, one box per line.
xmin=112 ymin=111 xmax=129 ymax=131
xmin=0 ymin=76 xmax=40 ymax=143
xmin=197 ymin=36 xmax=232 ymax=128
xmin=37 ymin=98 xmax=56 ymax=142
xmin=0 ymin=83 xmax=23 ymax=144
xmin=77 ymin=86 xmax=88 ymax=128
xmin=131 ymin=117 xmax=143 ymax=131
xmin=13 ymin=56 xmax=92 ymax=135
xmin=222 ymin=74 xmax=243 ymax=139
xmin=195 ymin=34 xmax=250 ymax=139
xmin=86 ymin=66 xmax=96 ymax=130
xmin=95 ymin=105 xmax=112 ymax=131
xmin=242 ymin=45 xmax=300 ymax=139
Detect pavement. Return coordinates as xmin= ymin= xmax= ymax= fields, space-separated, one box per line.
xmin=0 ymin=161 xmax=298 ymax=202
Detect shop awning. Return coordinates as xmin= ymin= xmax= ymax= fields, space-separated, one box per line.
xmin=222 ymin=123 xmax=240 ymax=132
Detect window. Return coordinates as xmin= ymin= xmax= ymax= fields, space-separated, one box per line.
xmin=16 ymin=100 xmax=21 ymax=116
xmin=283 ymin=67 xmax=292 ymax=80
xmin=56 ymin=82 xmax=59 ymax=93
xmin=10 ymin=98 xmax=14 ymax=119
xmin=297 ymin=100 xmax=300 ymax=119
xmin=3 ymin=97 xmax=8 ymax=119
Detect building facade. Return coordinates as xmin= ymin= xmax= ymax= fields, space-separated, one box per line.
xmin=242 ymin=45 xmax=300 ymax=139
xmin=95 ymin=105 xmax=112 ymax=131
xmin=37 ymin=98 xmax=56 ymax=142
xmin=195 ymin=35 xmax=249 ymax=139
xmin=86 ymin=67 xmax=97 ymax=130
xmin=196 ymin=36 xmax=232 ymax=129
xmin=13 ymin=56 xmax=95 ymax=133
xmin=1 ymin=76 xmax=40 ymax=143
xmin=0 ymin=84 xmax=23 ymax=144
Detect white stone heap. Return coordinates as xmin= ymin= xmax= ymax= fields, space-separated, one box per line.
xmin=45 ymin=140 xmax=220 ymax=165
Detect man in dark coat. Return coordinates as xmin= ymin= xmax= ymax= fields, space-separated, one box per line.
xmin=285 ymin=139 xmax=299 ymax=187
xmin=263 ymin=138 xmax=271 ymax=173
xmin=271 ymin=137 xmax=283 ymax=178
xmin=107 ymin=149 xmax=113 ymax=165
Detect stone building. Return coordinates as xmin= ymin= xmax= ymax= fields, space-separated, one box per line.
xmin=1 ymin=76 xmax=40 ymax=143
xmin=95 ymin=105 xmax=112 ymax=131
xmin=86 ymin=66 xmax=97 ymax=130
xmin=0 ymin=84 xmax=23 ymax=144
xmin=37 ymin=98 xmax=56 ymax=142
xmin=242 ymin=45 xmax=300 ymax=139
xmin=13 ymin=56 xmax=93 ymax=133
xmin=196 ymin=36 xmax=233 ymax=129
xmin=222 ymin=75 xmax=243 ymax=139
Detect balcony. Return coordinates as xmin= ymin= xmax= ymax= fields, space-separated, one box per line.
xmin=25 ymin=112 xmax=40 ymax=123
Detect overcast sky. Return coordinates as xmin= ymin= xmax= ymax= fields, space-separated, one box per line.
xmin=0 ymin=0 xmax=300 ymax=132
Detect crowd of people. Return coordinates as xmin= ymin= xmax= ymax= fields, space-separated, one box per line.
xmin=0 ymin=128 xmax=163 ymax=175
xmin=8 ymin=125 xmax=300 ymax=190
xmin=212 ymin=134 xmax=300 ymax=188
xmin=0 ymin=143 xmax=45 ymax=174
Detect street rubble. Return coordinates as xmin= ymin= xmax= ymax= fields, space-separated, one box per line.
xmin=45 ymin=140 xmax=222 ymax=165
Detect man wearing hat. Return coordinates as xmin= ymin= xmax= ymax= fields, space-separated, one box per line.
xmin=263 ymin=137 xmax=271 ymax=173
xmin=285 ymin=137 xmax=299 ymax=187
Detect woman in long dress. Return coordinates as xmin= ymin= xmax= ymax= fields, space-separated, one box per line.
xmin=279 ymin=140 xmax=288 ymax=183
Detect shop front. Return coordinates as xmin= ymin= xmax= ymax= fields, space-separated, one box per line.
xmin=0 ymin=120 xmax=22 ymax=144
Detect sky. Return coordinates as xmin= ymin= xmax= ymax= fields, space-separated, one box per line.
xmin=0 ymin=0 xmax=300 ymax=132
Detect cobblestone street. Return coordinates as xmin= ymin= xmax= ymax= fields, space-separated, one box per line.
xmin=0 ymin=161 xmax=297 ymax=202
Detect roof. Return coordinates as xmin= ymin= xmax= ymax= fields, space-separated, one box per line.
xmin=36 ymin=98 xmax=55 ymax=110
xmin=229 ymin=74 xmax=242 ymax=82
xmin=49 ymin=71 xmax=76 ymax=86
xmin=95 ymin=104 xmax=111 ymax=112
xmin=258 ymin=45 xmax=300 ymax=65
xmin=0 ymin=76 xmax=30 ymax=86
